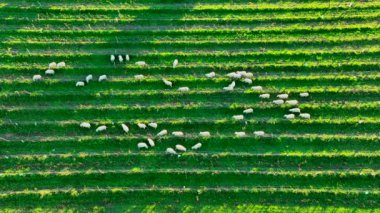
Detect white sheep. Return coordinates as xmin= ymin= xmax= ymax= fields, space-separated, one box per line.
xmin=199 ymin=131 xmax=211 ymax=137
xmin=284 ymin=114 xmax=295 ymax=120
xmin=223 ymin=86 xmax=234 ymax=91
xmin=233 ymin=115 xmax=244 ymax=120
xmin=121 ymin=124 xmax=129 ymax=133
xmin=172 ymin=131 xmax=184 ymax=137
xmin=110 ymin=55 xmax=115 ymax=63
xmin=173 ymin=59 xmax=178 ymax=68
xmin=98 ymin=75 xmax=107 ymax=82
xmin=191 ymin=143 xmax=202 ymax=150
xmin=243 ymin=108 xmax=253 ymax=114
xmin=286 ymin=100 xmax=298 ymax=105
xmin=147 ymin=138 xmax=155 ymax=147
xmin=178 ymin=87 xmax=189 ymax=92
xmin=96 ymin=125 xmax=107 ymax=132
xmin=80 ymin=122 xmax=91 ymax=128
xmin=135 ymin=61 xmax=147 ymax=66
xmin=86 ymin=74 xmax=93 ymax=83
xmin=228 ymin=81 xmax=235 ymax=88
xmin=118 ymin=55 xmax=123 ymax=63
xmin=242 ymin=78 xmax=252 ymax=84
xmin=235 ymin=132 xmax=246 ymax=137
xmin=175 ymin=144 xmax=186 ymax=152
xmin=48 ymin=62 xmax=57 ymax=69
xmin=273 ymin=99 xmax=284 ymax=105
xmin=166 ymin=147 xmax=177 ymax=155
xmin=162 ymin=79 xmax=172 ymax=87
xmin=259 ymin=93 xmax=270 ymax=99
xmin=205 ymin=72 xmax=216 ymax=78
xmin=251 ymin=86 xmax=263 ymax=91
xmin=242 ymin=72 xmax=253 ymax=78
xmin=76 ymin=81 xmax=85 ymax=87
xmin=33 ymin=75 xmax=42 ymax=81
xmin=300 ymin=92 xmax=309 ymax=97
xmin=148 ymin=122 xmax=158 ymax=129
xmin=289 ymin=108 xmax=301 ymax=113
xmin=157 ymin=129 xmax=168 ymax=137
xmin=125 ymin=54 xmax=130 ymax=61
xmin=137 ymin=123 xmax=146 ymax=129
xmin=254 ymin=131 xmax=265 ymax=136
xmin=57 ymin=62 xmax=66 ymax=68
xmin=277 ymin=94 xmax=289 ymax=99
xmin=300 ymin=113 xmax=311 ymax=119
xmin=226 ymin=72 xmax=242 ymax=79
xmin=45 ymin=69 xmax=54 ymax=75
xmin=134 ymin=74 xmax=144 ymax=80
xmin=137 ymin=142 xmax=148 ymax=149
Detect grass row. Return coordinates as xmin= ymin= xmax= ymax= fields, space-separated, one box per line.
xmin=1 ymin=75 xmax=379 ymax=92
xmin=0 ymin=118 xmax=379 ymax=138
xmin=2 ymin=101 xmax=379 ymax=122
xmin=0 ymin=170 xmax=378 ymax=192
xmin=1 ymin=134 xmax=379 ymax=155
xmin=1 ymin=88 xmax=379 ymax=106
xmin=1 ymin=152 xmax=380 ymax=173
xmin=0 ymin=187 xmax=378 ymax=209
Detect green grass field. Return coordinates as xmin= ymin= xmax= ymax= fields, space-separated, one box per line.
xmin=1 ymin=0 xmax=380 ymax=212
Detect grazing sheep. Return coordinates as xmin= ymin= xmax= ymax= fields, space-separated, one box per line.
xmin=137 ymin=142 xmax=148 ymax=149
xmin=162 ymin=79 xmax=172 ymax=87
xmin=199 ymin=131 xmax=211 ymax=137
xmin=205 ymin=72 xmax=216 ymax=78
xmin=223 ymin=86 xmax=234 ymax=91
xmin=251 ymin=86 xmax=263 ymax=91
xmin=243 ymin=108 xmax=253 ymax=114
xmin=286 ymin=100 xmax=298 ymax=105
xmin=45 ymin=69 xmax=55 ymax=75
xmin=233 ymin=115 xmax=244 ymax=120
xmin=178 ymin=87 xmax=189 ymax=92
xmin=148 ymin=122 xmax=158 ymax=129
xmin=277 ymin=94 xmax=289 ymax=99
xmin=125 ymin=54 xmax=130 ymax=61
xmin=242 ymin=78 xmax=252 ymax=84
xmin=259 ymin=93 xmax=270 ymax=99
xmin=284 ymin=114 xmax=295 ymax=120
xmin=273 ymin=99 xmax=284 ymax=105
xmin=300 ymin=92 xmax=309 ymax=97
xmin=300 ymin=113 xmax=311 ymax=119
xmin=110 ymin=55 xmax=115 ymax=63
xmin=98 ymin=75 xmax=107 ymax=82
xmin=147 ymin=138 xmax=155 ymax=147
xmin=121 ymin=124 xmax=129 ymax=133
xmin=191 ymin=143 xmax=202 ymax=150
xmin=289 ymin=108 xmax=301 ymax=113
xmin=166 ymin=147 xmax=177 ymax=155
xmin=242 ymin=72 xmax=253 ymax=78
xmin=86 ymin=74 xmax=93 ymax=83
xmin=228 ymin=81 xmax=235 ymax=88
xmin=96 ymin=125 xmax=107 ymax=132
xmin=57 ymin=62 xmax=66 ymax=68
xmin=33 ymin=75 xmax=42 ymax=81
xmin=137 ymin=123 xmax=147 ymax=129
xmin=173 ymin=59 xmax=178 ymax=68
xmin=134 ymin=74 xmax=144 ymax=80
xmin=235 ymin=132 xmax=246 ymax=137
xmin=226 ymin=72 xmax=242 ymax=79
xmin=157 ymin=129 xmax=168 ymax=136
xmin=118 ymin=55 xmax=123 ymax=63
xmin=172 ymin=131 xmax=184 ymax=137
xmin=135 ymin=61 xmax=147 ymax=66
xmin=254 ymin=131 xmax=265 ymax=136
xmin=175 ymin=144 xmax=186 ymax=152
xmin=80 ymin=122 xmax=91 ymax=128
xmin=48 ymin=62 xmax=57 ymax=69
xmin=76 ymin=81 xmax=85 ymax=87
